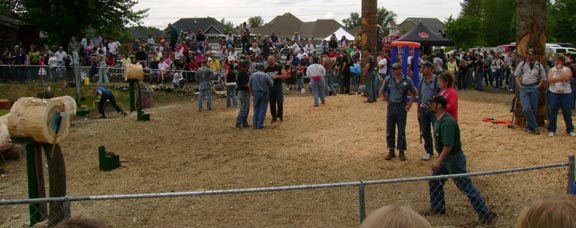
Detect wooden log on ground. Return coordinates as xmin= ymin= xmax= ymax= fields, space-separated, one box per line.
xmin=8 ymin=98 xmax=70 ymax=144
xmin=124 ymin=63 xmax=144 ymax=81
xmin=49 ymin=96 xmax=77 ymax=119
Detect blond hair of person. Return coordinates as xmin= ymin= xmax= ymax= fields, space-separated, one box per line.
xmin=516 ymin=194 xmax=576 ymax=228
xmin=360 ymin=205 xmax=432 ymax=228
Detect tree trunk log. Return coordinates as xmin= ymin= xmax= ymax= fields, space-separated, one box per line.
xmin=515 ymin=0 xmax=548 ymax=128
xmin=49 ymin=96 xmax=77 ymax=119
xmin=8 ymin=98 xmax=70 ymax=144
xmin=124 ymin=63 xmax=144 ymax=81
xmin=361 ymin=0 xmax=378 ymax=84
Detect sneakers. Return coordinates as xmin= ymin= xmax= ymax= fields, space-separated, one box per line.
xmin=399 ymin=151 xmax=406 ymax=161
xmin=570 ymin=132 xmax=576 ymax=137
xmin=385 ymin=150 xmax=395 ymax=160
xmin=548 ymin=132 xmax=554 ymax=137
xmin=422 ymin=153 xmax=432 ymax=161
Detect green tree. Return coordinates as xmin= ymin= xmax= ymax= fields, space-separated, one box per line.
xmin=247 ymin=16 xmax=263 ymax=28
xmin=343 ymin=7 xmax=397 ymax=30
xmin=342 ymin=12 xmax=361 ymax=29
xmin=460 ymin=0 xmax=483 ymax=17
xmin=480 ymin=0 xmax=516 ymax=46
xmin=548 ymin=0 xmax=576 ymax=44
xmin=10 ymin=0 xmax=148 ymax=45
xmin=445 ymin=16 xmax=482 ymax=49
xmin=377 ymin=7 xmax=397 ymax=36
xmin=0 ymin=0 xmax=25 ymax=17
xmin=222 ymin=19 xmax=234 ymax=34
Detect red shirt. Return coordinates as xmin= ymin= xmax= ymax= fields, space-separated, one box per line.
xmin=106 ymin=55 xmax=115 ymax=66
xmin=188 ymin=61 xmax=198 ymax=71
xmin=440 ymin=87 xmax=458 ymax=120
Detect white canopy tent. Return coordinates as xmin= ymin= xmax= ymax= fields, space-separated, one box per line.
xmin=324 ymin=27 xmax=355 ymax=41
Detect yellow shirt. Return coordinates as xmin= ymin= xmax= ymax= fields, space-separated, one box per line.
xmin=209 ymin=59 xmax=220 ymax=72
xmin=447 ymin=61 xmax=458 ymax=72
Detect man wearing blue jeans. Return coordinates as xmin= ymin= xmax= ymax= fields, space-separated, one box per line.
xmin=364 ymin=48 xmax=378 ymax=103
xmin=474 ymin=55 xmax=484 ymax=91
xmin=425 ymin=96 xmax=496 ymax=225
xmin=235 ymin=61 xmax=251 ymax=128
xmin=381 ymin=63 xmax=417 ymax=161
xmin=196 ymin=61 xmax=214 ymax=112
xmin=514 ymin=48 xmax=547 ymax=134
xmin=322 ymin=53 xmax=337 ymax=96
xmin=418 ymin=62 xmax=439 ymax=161
xmin=249 ymin=63 xmax=273 ymax=129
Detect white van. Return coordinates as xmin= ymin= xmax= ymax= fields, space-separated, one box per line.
xmin=547 ymin=46 xmax=576 ymax=56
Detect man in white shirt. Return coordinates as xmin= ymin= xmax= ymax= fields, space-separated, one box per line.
xmin=304 ymin=40 xmax=315 ymax=56
xmin=54 ymin=46 xmax=67 ymax=79
xmin=54 ymin=46 xmax=67 ymax=63
xmin=225 ymin=32 xmax=235 ymax=44
xmin=287 ymin=40 xmax=301 ymax=55
xmin=433 ymin=54 xmax=444 ymax=73
xmin=147 ymin=35 xmax=155 ymax=46
xmin=108 ymin=38 xmax=121 ymax=55
xmin=377 ymin=52 xmax=388 ymax=77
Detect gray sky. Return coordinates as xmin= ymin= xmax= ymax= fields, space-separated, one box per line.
xmin=134 ymin=0 xmax=462 ymax=29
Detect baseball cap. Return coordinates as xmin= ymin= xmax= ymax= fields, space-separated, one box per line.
xmin=421 ymin=61 xmax=433 ymax=68
xmin=528 ymin=48 xmax=535 ymax=54
xmin=392 ymin=62 xmax=402 ymax=70
xmin=241 ymin=59 xmax=251 ymax=66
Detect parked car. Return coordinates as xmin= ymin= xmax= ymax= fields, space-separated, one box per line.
xmin=495 ymin=43 xmax=516 ymax=54
xmin=547 ymin=46 xmax=576 ymax=56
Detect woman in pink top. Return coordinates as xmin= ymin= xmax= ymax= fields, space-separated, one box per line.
xmin=438 ymin=72 xmax=459 ymax=120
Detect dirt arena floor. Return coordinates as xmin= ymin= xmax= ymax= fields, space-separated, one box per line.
xmin=0 ymin=87 xmax=575 ymax=228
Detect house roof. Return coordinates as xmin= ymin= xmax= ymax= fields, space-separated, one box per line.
xmin=348 ymin=26 xmax=361 ymax=36
xmin=252 ymin=13 xmax=302 ymax=37
xmin=399 ymin=17 xmax=445 ymax=34
xmin=310 ymin=19 xmax=343 ymax=37
xmin=168 ymin=17 xmax=225 ymax=34
xmin=0 ymin=15 xmax=32 ymax=29
xmin=129 ymin=26 xmax=164 ymax=39
xmin=252 ymin=13 xmax=345 ymax=39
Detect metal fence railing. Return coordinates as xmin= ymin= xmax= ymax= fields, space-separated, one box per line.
xmin=0 ymin=64 xmax=203 ymax=85
xmin=0 ymin=154 xmax=574 ymax=227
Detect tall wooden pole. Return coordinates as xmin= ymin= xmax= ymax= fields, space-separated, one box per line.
xmin=361 ymin=0 xmax=378 ymax=85
xmin=514 ymin=0 xmax=547 ymax=128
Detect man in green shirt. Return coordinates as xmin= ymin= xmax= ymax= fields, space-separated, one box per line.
xmin=425 ymin=96 xmax=496 ymax=225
